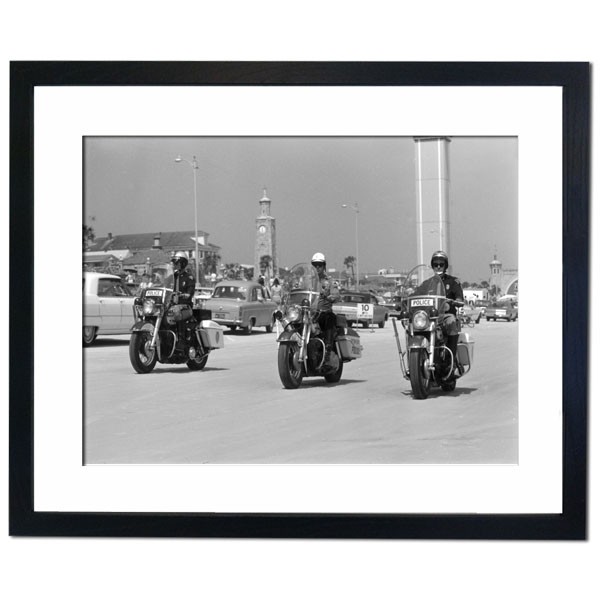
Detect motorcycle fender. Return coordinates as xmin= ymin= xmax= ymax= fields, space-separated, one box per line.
xmin=406 ymin=335 xmax=428 ymax=350
xmin=131 ymin=321 xmax=155 ymax=334
xmin=277 ymin=330 xmax=302 ymax=345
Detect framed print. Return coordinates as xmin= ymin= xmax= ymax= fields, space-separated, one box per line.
xmin=10 ymin=62 xmax=589 ymax=538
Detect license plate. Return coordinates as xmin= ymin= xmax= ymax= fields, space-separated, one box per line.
xmin=215 ymin=313 xmax=226 ymax=319
xmin=411 ymin=298 xmax=434 ymax=307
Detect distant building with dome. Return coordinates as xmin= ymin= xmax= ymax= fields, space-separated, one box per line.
xmin=489 ymin=253 xmax=518 ymax=297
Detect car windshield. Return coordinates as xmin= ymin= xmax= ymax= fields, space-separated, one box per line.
xmin=212 ymin=285 xmax=246 ymax=300
xmin=97 ymin=277 xmax=133 ymax=297
xmin=398 ymin=265 xmax=445 ymax=298
xmin=342 ymin=294 xmax=369 ymax=303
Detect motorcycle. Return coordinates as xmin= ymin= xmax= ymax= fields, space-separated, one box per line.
xmin=273 ymin=262 xmax=362 ymax=389
xmin=391 ymin=265 xmax=474 ymax=399
xmin=129 ymin=286 xmax=224 ymax=374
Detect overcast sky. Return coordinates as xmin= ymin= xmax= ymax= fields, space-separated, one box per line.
xmin=84 ymin=136 xmax=517 ymax=283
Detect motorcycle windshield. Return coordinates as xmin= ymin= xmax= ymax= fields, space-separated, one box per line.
xmin=396 ymin=265 xmax=447 ymax=312
xmin=280 ymin=263 xmax=320 ymax=308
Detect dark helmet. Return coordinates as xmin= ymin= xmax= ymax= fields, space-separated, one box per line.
xmin=430 ymin=250 xmax=449 ymax=270
xmin=171 ymin=251 xmax=189 ymax=269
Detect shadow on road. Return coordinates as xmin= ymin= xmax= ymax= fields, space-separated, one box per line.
xmin=281 ymin=377 xmax=368 ymax=390
xmin=85 ymin=338 xmax=130 ymax=347
xmin=222 ymin=330 xmax=275 ymax=337
xmin=399 ymin=386 xmax=479 ymax=399
xmin=130 ymin=366 xmax=229 ymax=375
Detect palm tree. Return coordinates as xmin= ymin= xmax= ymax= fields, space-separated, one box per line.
xmin=224 ymin=262 xmax=242 ymax=280
xmin=343 ymin=255 xmax=356 ymax=286
xmin=203 ymin=251 xmax=221 ymax=278
xmin=83 ymin=224 xmax=95 ymax=250
xmin=260 ymin=254 xmax=272 ymax=282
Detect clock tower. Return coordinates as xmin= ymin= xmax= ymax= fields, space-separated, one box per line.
xmin=254 ymin=188 xmax=278 ymax=282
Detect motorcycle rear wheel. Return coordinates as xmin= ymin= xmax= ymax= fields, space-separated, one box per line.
xmin=409 ymin=348 xmax=431 ymax=399
xmin=441 ymin=378 xmax=457 ymax=392
xmin=129 ymin=331 xmax=158 ymax=374
xmin=187 ymin=354 xmax=209 ymax=370
xmin=323 ymin=353 xmax=343 ymax=383
xmin=278 ymin=343 xmax=304 ymax=389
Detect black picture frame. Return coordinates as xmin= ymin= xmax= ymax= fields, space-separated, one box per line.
xmin=9 ymin=61 xmax=590 ymax=539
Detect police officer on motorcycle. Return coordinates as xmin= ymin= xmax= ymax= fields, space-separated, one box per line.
xmin=430 ymin=250 xmax=464 ymax=377
xmin=311 ymin=252 xmax=341 ymax=362
xmin=170 ymin=251 xmax=196 ymax=345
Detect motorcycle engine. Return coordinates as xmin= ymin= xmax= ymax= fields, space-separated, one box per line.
xmin=307 ymin=338 xmax=325 ymax=370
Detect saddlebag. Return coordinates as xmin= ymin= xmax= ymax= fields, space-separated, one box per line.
xmin=199 ymin=320 xmax=225 ymax=349
xmin=457 ymin=331 xmax=474 ymax=370
xmin=337 ymin=328 xmax=362 ymax=360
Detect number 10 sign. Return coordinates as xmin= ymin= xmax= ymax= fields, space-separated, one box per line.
xmin=357 ymin=303 xmax=374 ymax=320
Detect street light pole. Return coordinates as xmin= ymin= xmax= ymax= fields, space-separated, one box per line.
xmin=175 ymin=155 xmax=200 ymax=288
xmin=342 ymin=202 xmax=359 ymax=290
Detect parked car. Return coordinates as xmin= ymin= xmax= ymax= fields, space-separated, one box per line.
xmin=460 ymin=305 xmax=482 ymax=325
xmin=333 ymin=291 xmax=389 ymax=328
xmin=474 ymin=299 xmax=491 ymax=316
xmin=83 ymin=272 xmax=136 ymax=345
xmin=485 ymin=300 xmax=518 ymax=322
xmin=193 ymin=286 xmax=214 ymax=306
xmin=381 ymin=295 xmax=404 ymax=319
xmin=201 ymin=280 xmax=278 ymax=334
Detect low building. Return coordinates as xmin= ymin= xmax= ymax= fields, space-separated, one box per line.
xmin=84 ymin=230 xmax=221 ymax=284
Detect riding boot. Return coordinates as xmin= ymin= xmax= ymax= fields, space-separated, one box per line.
xmin=324 ymin=328 xmax=335 ymax=362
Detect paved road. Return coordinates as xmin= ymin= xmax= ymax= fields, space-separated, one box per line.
xmin=84 ymin=319 xmax=518 ymax=464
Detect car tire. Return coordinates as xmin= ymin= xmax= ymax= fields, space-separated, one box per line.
xmin=242 ymin=319 xmax=254 ymax=335
xmin=83 ymin=326 xmax=97 ymax=346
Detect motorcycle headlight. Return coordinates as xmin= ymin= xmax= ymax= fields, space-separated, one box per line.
xmin=412 ymin=310 xmax=429 ymax=330
xmin=142 ymin=299 xmax=157 ymax=315
xmin=286 ymin=306 xmax=301 ymax=323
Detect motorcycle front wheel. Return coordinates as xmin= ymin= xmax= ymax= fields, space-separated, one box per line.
xmin=278 ymin=342 xmax=304 ymax=389
xmin=129 ymin=330 xmax=158 ymax=374
xmin=409 ymin=348 xmax=431 ymax=399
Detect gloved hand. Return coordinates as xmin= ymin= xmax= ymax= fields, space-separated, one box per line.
xmin=171 ymin=293 xmax=180 ymax=304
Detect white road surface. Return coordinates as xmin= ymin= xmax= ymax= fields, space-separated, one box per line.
xmin=84 ymin=319 xmax=518 ymax=464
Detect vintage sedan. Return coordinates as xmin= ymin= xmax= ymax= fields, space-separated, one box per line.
xmin=201 ymin=280 xmax=277 ymax=334
xmin=83 ymin=272 xmax=136 ymax=345
xmin=485 ymin=300 xmax=518 ymax=322
xmin=333 ymin=291 xmax=390 ymax=328
xmin=381 ymin=294 xmax=405 ymax=319
xmin=193 ymin=286 xmax=214 ymax=306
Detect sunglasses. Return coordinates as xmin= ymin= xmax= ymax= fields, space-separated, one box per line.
xmin=432 ymin=262 xmax=446 ymax=267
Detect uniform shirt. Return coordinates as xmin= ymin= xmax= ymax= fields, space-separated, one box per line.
xmin=440 ymin=273 xmax=464 ymax=315
xmin=316 ymin=273 xmax=340 ymax=312
xmin=173 ymin=268 xmax=196 ymax=304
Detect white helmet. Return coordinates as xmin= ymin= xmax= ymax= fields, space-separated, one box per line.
xmin=171 ymin=250 xmax=189 ymax=269
xmin=311 ymin=252 xmax=326 ymax=266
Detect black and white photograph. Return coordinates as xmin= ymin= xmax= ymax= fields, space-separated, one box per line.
xmin=82 ymin=135 xmax=518 ymax=465
xmin=4 ymin=9 xmax=595 ymax=596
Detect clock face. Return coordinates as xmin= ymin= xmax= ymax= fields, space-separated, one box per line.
xmin=259 ymin=225 xmax=266 ymax=234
